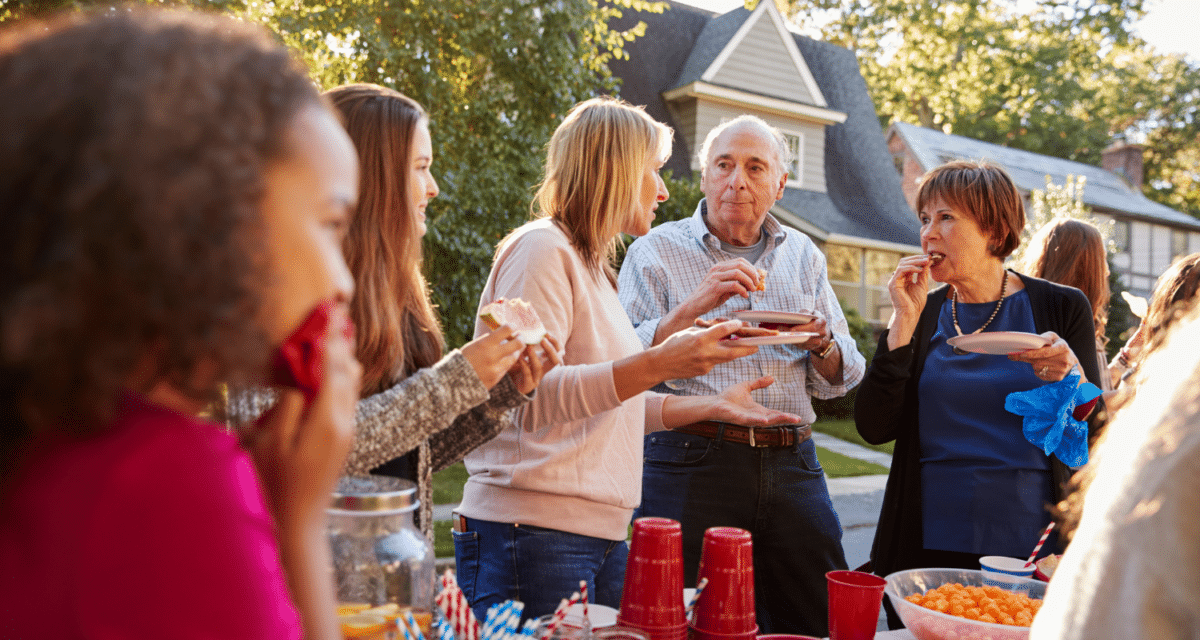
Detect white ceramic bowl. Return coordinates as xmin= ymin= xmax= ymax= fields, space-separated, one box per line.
xmin=884 ymin=568 xmax=1046 ymax=640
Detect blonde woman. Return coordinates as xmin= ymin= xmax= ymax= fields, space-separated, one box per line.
xmin=453 ymin=97 xmax=803 ymax=621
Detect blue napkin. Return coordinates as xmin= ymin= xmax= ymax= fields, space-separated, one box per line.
xmin=1005 ymin=372 xmax=1101 ymax=467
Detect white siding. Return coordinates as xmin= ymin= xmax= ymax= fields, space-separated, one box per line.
xmin=1132 ymin=221 xmax=1151 ymax=274
xmin=1191 ymin=232 xmax=1200 ymax=255
xmin=1152 ymin=225 xmax=1172 ymax=273
xmin=708 ymin=13 xmax=816 ymax=105
xmin=690 ymin=100 xmax=827 ymax=192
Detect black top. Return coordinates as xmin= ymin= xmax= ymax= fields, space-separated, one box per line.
xmin=854 ymin=273 xmax=1103 ymax=578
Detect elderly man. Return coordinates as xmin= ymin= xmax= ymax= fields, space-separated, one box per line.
xmin=618 ymin=115 xmax=866 ymax=637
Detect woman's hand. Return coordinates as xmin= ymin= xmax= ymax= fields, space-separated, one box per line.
xmin=654 ymin=319 xmax=759 ymax=381
xmin=886 ymin=254 xmax=934 ymax=350
xmin=507 ymin=334 xmax=563 ymax=394
xmin=708 ymin=376 xmax=803 ymax=426
xmin=461 ymin=325 xmax=527 ymax=389
xmin=248 ymin=304 xmax=362 ymax=527
xmin=1009 ymin=331 xmax=1083 ymax=383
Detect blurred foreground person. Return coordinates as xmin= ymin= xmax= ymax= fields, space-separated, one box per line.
xmin=1031 ymin=303 xmax=1200 ymax=639
xmin=0 ymin=9 xmax=360 ymax=639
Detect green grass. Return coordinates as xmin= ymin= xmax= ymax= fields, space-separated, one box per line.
xmin=814 ymin=446 xmax=889 ymax=477
xmin=812 ymin=418 xmax=894 ymax=455
xmin=433 ymin=519 xmax=454 ymax=558
xmin=432 ymin=462 xmax=469 ymax=505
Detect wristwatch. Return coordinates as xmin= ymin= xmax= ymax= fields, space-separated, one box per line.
xmin=812 ymin=335 xmax=836 ymax=359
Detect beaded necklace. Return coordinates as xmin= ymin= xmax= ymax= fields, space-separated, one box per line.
xmin=950 ymin=269 xmax=1008 ymax=355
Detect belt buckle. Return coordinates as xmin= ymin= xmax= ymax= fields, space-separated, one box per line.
xmin=749 ymin=427 xmax=769 ymax=448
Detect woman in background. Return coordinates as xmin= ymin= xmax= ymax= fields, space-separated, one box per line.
xmin=0 ymin=9 xmax=360 ymax=639
xmin=1020 ymin=218 xmax=1114 ymax=390
xmin=456 ymin=97 xmax=802 ymax=621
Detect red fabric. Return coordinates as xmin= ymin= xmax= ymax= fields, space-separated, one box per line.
xmin=1073 ymin=397 xmax=1099 ymax=422
xmin=0 ymin=395 xmax=302 ymax=639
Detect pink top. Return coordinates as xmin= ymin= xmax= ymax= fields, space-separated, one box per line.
xmin=0 ymin=395 xmax=302 ymax=639
xmin=460 ymin=219 xmax=666 ymax=541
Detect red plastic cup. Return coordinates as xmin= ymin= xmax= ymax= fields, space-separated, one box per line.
xmin=826 ymin=570 xmax=886 ymax=640
xmin=690 ymin=527 xmax=757 ymax=637
xmin=619 ymin=518 xmax=687 ymax=636
xmin=757 ymin=635 xmax=822 ymax=640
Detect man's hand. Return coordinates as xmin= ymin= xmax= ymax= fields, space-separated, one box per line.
xmin=787 ymin=315 xmax=830 ymax=352
xmin=709 ymin=375 xmax=803 ymax=426
xmin=652 ymin=259 xmax=761 ymax=344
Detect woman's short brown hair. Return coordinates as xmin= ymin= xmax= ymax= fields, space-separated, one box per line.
xmin=916 ymin=160 xmax=1026 ymax=259
xmin=0 ymin=9 xmax=322 ymax=439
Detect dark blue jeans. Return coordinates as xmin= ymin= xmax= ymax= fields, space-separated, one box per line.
xmin=452 ymin=517 xmax=628 ymax=624
xmin=638 ymin=428 xmax=847 ymax=638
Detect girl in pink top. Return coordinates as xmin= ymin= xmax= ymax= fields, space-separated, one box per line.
xmin=0 ymin=10 xmax=361 ymax=640
xmin=455 ymin=97 xmax=803 ymax=621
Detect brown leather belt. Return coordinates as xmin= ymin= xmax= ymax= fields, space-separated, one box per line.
xmin=674 ymin=421 xmax=812 ymax=448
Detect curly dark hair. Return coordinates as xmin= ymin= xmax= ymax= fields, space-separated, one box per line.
xmin=0 ymin=8 xmax=323 ymax=458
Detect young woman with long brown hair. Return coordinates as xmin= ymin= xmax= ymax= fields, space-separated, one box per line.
xmin=230 ymin=83 xmax=559 ymax=536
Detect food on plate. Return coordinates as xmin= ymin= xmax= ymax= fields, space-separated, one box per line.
xmin=755 ymin=268 xmax=768 ymax=291
xmin=695 ymin=317 xmax=779 ymax=339
xmin=904 ymin=583 xmax=1041 ymax=627
xmin=479 ymin=297 xmax=548 ymax=345
xmin=1035 ymin=554 xmax=1061 ymax=580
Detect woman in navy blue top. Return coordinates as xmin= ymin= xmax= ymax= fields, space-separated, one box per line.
xmin=855 ymin=161 xmax=1102 ymax=607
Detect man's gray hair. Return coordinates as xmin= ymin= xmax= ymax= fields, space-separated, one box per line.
xmin=697 ymin=115 xmax=793 ymax=176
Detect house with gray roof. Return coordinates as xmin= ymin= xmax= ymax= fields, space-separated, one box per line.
xmin=889 ymin=121 xmax=1200 ymax=297
xmin=608 ymin=0 xmax=919 ymax=325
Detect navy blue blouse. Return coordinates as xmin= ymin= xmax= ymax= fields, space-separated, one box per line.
xmin=918 ymin=289 xmax=1055 ymax=556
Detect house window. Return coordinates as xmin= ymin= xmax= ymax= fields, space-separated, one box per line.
xmin=781 ymin=130 xmax=804 ymax=187
xmin=1112 ymin=220 xmax=1130 ymax=253
xmin=1172 ymin=229 xmax=1189 ymax=259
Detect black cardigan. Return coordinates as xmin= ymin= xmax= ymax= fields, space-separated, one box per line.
xmin=854 ymin=273 xmax=1102 ymax=579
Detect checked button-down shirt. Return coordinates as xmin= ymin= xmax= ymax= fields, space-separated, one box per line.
xmin=617 ymin=199 xmax=866 ymax=423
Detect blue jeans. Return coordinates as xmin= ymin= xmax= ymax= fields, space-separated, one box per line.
xmin=453 ymin=517 xmax=628 ymax=624
xmin=638 ymin=428 xmax=847 ymax=638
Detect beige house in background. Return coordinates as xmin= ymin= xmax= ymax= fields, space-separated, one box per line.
xmin=610 ymin=0 xmax=921 ymax=327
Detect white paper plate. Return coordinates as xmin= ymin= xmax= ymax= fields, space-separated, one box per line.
xmin=731 ymin=310 xmax=817 ymax=325
xmin=946 ymin=331 xmax=1050 ymax=354
xmin=723 ymin=331 xmax=817 ymax=346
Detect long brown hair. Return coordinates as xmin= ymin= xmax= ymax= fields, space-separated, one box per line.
xmin=325 ymin=84 xmax=444 ymax=396
xmin=530 ymin=96 xmax=672 ymax=286
xmin=1022 ymin=218 xmax=1110 ymax=345
xmin=1140 ymin=252 xmax=1200 ymax=350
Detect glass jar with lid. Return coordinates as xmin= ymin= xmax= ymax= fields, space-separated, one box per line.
xmin=329 ymin=476 xmax=436 ymax=635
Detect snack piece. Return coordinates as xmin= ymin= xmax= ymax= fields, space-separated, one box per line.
xmin=339 ymin=613 xmax=389 ymax=639
xmin=756 ymin=268 xmax=768 ymax=291
xmin=903 ymin=583 xmax=1041 ymax=627
xmin=479 ymin=297 xmax=548 ymax=345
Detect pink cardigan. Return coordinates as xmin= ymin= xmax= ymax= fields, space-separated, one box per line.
xmin=0 ymin=395 xmax=302 ymax=639
xmin=459 ymin=219 xmax=666 ymax=541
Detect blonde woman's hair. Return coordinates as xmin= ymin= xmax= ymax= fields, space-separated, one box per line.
xmin=530 ymin=96 xmax=672 ymax=285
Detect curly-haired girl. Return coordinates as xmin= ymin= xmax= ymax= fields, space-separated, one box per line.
xmin=0 ymin=9 xmax=361 ymax=640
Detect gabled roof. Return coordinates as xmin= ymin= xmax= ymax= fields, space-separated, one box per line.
xmin=607 ymin=1 xmax=920 ymax=248
xmin=673 ymin=0 xmax=826 ymax=107
xmin=890 ymin=121 xmax=1200 ymax=230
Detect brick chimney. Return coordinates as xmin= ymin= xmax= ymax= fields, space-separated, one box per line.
xmin=1101 ymin=139 xmax=1145 ymax=190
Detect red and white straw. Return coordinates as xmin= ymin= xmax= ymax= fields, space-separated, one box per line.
xmin=1026 ymin=521 xmax=1056 ymax=567
xmin=540 ymin=593 xmax=580 ymax=640
xmin=579 ymin=580 xmax=589 ymax=626
xmin=686 ymin=578 xmax=709 ymax=622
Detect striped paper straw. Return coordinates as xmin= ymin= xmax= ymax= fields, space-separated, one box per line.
xmin=520 ymin=617 xmax=540 ymax=638
xmin=540 ymin=593 xmax=580 ymax=640
xmin=1026 ymin=521 xmax=1056 ymax=566
xmin=436 ymin=618 xmax=456 ymax=640
xmin=405 ymin=611 xmax=428 ymax=640
xmin=579 ymin=580 xmax=589 ymax=627
xmin=500 ymin=602 xmax=525 ymax=640
xmin=686 ymin=578 xmax=709 ymax=622
xmin=482 ymin=603 xmax=504 ymax=640
xmin=397 ymin=614 xmax=416 ymax=640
